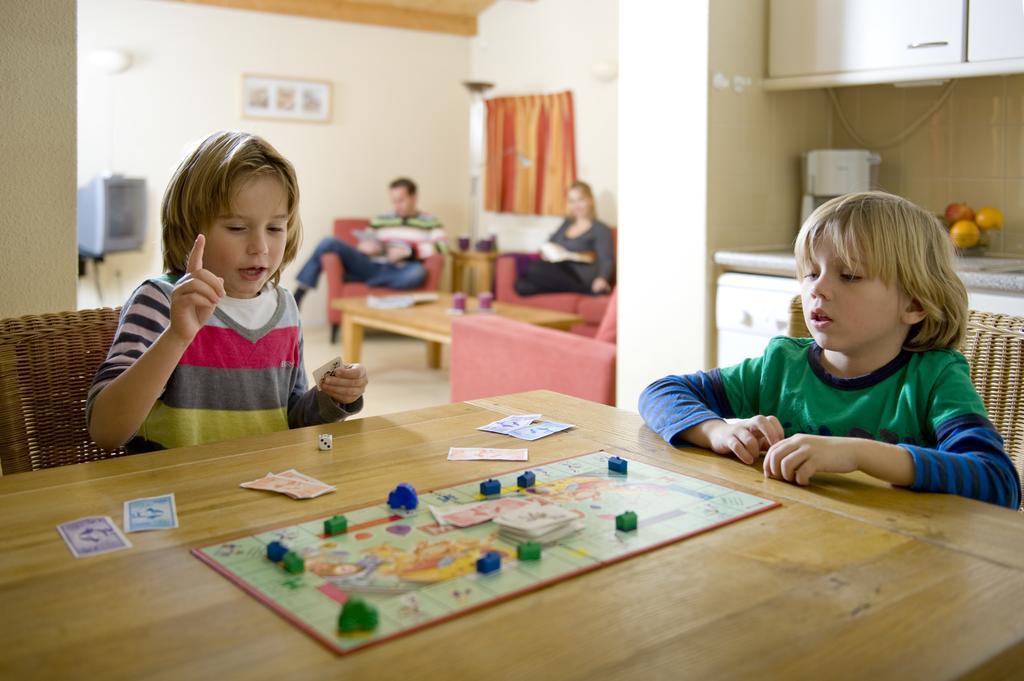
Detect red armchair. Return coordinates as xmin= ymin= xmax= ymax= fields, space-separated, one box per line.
xmin=450 ymin=290 xmax=617 ymax=405
xmin=323 ymin=218 xmax=445 ymax=342
xmin=493 ymin=228 xmax=616 ymax=338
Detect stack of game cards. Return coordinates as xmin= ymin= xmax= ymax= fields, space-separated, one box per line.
xmin=240 ymin=469 xmax=335 ymax=499
xmin=493 ymin=502 xmax=584 ymax=545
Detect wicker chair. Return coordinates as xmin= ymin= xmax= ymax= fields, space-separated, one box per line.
xmin=0 ymin=307 xmax=128 ymax=474
xmin=788 ymin=296 xmax=1024 ymax=505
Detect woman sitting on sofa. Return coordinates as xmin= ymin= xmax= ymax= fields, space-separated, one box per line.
xmin=514 ymin=181 xmax=615 ymax=296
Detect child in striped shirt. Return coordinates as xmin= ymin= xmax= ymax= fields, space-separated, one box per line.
xmin=88 ymin=131 xmax=367 ymax=452
xmin=640 ymin=191 xmax=1020 ymax=508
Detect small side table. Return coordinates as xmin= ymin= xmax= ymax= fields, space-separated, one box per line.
xmin=451 ymin=250 xmax=497 ymax=295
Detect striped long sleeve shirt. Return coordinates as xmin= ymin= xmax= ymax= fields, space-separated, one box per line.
xmin=87 ymin=277 xmax=360 ymax=452
xmin=368 ymin=212 xmax=446 ymax=261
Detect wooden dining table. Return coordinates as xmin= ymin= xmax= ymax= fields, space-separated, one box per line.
xmin=2 ymin=390 xmax=1023 ymax=680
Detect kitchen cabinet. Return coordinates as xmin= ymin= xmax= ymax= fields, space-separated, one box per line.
xmin=769 ymin=0 xmax=965 ymax=78
xmin=766 ymin=0 xmax=1024 ymax=90
xmin=968 ymin=0 xmax=1024 ymax=62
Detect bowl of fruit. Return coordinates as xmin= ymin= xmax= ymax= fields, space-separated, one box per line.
xmin=943 ymin=202 xmax=1004 ymax=254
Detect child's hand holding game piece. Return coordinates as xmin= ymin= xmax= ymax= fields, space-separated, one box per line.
xmin=703 ymin=415 xmax=784 ymax=465
xmin=762 ymin=433 xmax=859 ymax=485
xmin=168 ymin=234 xmax=225 ymax=345
xmin=763 ymin=434 xmax=915 ymax=487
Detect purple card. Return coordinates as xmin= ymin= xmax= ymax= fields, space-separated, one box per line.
xmin=57 ymin=516 xmax=132 ymax=558
xmin=477 ymin=414 xmax=542 ymax=435
xmin=506 ymin=421 xmax=574 ymax=441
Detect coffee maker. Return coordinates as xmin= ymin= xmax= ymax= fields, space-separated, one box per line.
xmin=800 ymin=149 xmax=880 ymax=225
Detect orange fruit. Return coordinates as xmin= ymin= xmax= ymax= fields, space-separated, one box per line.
xmin=949 ymin=220 xmax=981 ymax=249
xmin=975 ymin=206 xmax=1004 ymax=230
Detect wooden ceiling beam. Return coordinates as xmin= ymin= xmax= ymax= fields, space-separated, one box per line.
xmin=171 ymin=0 xmax=487 ymax=36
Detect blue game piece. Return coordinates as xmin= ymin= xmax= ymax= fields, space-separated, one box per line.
xmin=516 ymin=471 xmax=536 ymax=488
xmin=480 ymin=478 xmax=501 ymax=496
xmin=476 ymin=550 xmax=501 ymax=574
xmin=266 ymin=540 xmax=288 ymax=562
xmin=387 ymin=482 xmax=419 ymax=511
xmin=608 ymin=456 xmax=628 ymax=474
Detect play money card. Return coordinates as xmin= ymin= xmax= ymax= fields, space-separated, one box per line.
xmin=123 ymin=493 xmax=178 ymax=532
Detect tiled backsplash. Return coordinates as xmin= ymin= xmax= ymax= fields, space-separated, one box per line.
xmin=707 ymin=0 xmax=832 ymax=253
xmin=831 ymin=75 xmax=1024 ymax=255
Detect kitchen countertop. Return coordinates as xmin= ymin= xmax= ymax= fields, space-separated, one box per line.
xmin=714 ymin=249 xmax=1024 ymax=295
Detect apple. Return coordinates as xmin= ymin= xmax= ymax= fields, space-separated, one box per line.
xmin=944 ymin=202 xmax=974 ymax=224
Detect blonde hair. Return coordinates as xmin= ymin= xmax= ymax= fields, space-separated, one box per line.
xmin=794 ymin=191 xmax=967 ymax=351
xmin=161 ymin=131 xmax=302 ymax=286
xmin=567 ymin=180 xmax=596 ymax=219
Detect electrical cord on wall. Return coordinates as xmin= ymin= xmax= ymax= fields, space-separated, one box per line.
xmin=827 ymin=80 xmax=958 ymax=149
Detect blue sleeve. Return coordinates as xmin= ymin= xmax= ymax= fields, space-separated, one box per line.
xmin=638 ymin=368 xmax=734 ymax=445
xmin=902 ymin=414 xmax=1021 ymax=509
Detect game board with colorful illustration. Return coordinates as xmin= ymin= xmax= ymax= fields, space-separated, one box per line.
xmin=192 ymin=451 xmax=779 ymax=655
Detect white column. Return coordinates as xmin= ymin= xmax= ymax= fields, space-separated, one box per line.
xmin=617 ymin=1 xmax=710 ymax=409
xmin=463 ymin=81 xmax=493 ymax=242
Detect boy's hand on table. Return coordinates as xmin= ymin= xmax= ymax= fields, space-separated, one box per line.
xmin=706 ymin=415 xmax=784 ymax=465
xmin=320 ymin=363 xmax=368 ymax=407
xmin=762 ymin=434 xmax=860 ymax=485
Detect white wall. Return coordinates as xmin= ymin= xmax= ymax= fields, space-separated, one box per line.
xmin=617 ymin=1 xmax=710 ymax=409
xmin=0 ymin=0 xmax=77 ymax=317
xmin=470 ymin=0 xmax=618 ymax=250
xmin=77 ymin=0 xmax=470 ymax=325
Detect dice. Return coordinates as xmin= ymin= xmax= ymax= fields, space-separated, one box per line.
xmin=318 ymin=433 xmax=333 ymax=451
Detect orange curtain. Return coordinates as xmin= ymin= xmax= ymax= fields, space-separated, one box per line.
xmin=484 ymin=91 xmax=577 ymax=216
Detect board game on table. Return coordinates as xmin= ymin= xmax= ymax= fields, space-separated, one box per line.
xmin=192 ymin=451 xmax=779 ymax=655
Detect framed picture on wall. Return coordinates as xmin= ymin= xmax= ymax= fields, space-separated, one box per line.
xmin=242 ymin=74 xmax=331 ymax=123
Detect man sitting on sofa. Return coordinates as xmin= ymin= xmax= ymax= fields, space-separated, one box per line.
xmin=292 ymin=177 xmax=445 ymax=308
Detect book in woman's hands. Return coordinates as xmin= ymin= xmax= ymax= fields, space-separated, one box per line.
xmin=539 ymin=241 xmax=596 ymax=264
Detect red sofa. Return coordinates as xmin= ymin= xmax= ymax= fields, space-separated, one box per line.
xmin=450 ymin=289 xmax=617 ymax=405
xmin=323 ymin=218 xmax=445 ymax=342
xmin=492 ymin=228 xmax=616 ymax=337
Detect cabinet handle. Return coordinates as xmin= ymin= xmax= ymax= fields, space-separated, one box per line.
xmin=907 ymin=41 xmax=949 ymax=49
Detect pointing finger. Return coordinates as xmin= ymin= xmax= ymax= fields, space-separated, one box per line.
xmin=186 ymin=234 xmax=205 ymax=274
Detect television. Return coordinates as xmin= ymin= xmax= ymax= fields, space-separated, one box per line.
xmin=77 ymin=174 xmax=147 ymax=258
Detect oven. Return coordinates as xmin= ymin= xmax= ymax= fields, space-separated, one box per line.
xmin=716 ymin=272 xmax=802 ymax=366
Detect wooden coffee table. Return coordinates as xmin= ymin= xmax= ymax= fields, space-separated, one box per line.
xmin=332 ymin=293 xmax=582 ymax=368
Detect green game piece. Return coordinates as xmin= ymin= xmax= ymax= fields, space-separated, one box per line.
xmin=517 ymin=541 xmax=542 ymax=561
xmin=339 ymin=597 xmax=379 ymax=633
xmin=282 ymin=550 xmax=305 ymax=574
xmin=324 ymin=515 xmax=348 ymax=536
xmin=615 ymin=511 xmax=638 ymax=532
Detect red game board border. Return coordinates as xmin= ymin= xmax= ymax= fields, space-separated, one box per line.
xmin=191 ymin=451 xmax=780 ymax=656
